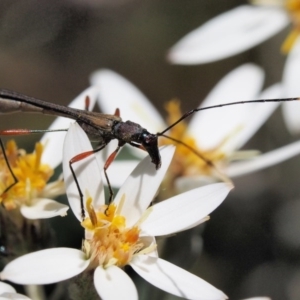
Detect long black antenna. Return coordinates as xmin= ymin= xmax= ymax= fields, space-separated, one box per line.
xmin=157 ymin=97 xmax=300 ymax=135
xmin=159 ymin=133 xmax=232 ymax=184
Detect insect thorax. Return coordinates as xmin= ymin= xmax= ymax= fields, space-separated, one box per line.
xmin=113 ymin=120 xmax=148 ymax=143
xmin=77 ymin=121 xmax=113 ymax=144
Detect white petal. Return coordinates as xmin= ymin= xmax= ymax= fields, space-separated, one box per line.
xmin=63 ymin=123 xmax=105 ymax=221
xmin=259 ymin=83 xmax=283 ymax=100
xmin=90 ymin=69 xmax=166 ymax=134
xmin=168 ymin=5 xmax=289 ymax=64
xmin=178 ymin=216 xmax=210 ymax=232
xmin=242 ymin=298 xmax=271 ymax=300
xmin=1 ymin=248 xmax=89 ymax=284
xmin=283 ymin=37 xmax=300 ymax=96
xmin=282 ymin=102 xmax=300 ymax=135
xmin=138 ymin=235 xmax=158 ymax=257
xmin=141 ymin=182 xmax=232 ymax=236
xmin=40 ymin=179 xmax=65 ymax=198
xmin=41 ymin=86 xmax=99 ymax=169
xmin=227 ymin=83 xmax=282 ymax=151
xmin=175 ymin=176 xmax=219 ymax=192
xmin=0 ymin=282 xmax=16 ymax=294
xmin=188 ymin=64 xmax=264 ymax=151
xmin=97 ymin=140 xmax=145 ymax=188
xmin=106 ymin=160 xmax=139 ymax=187
xmin=282 ymin=37 xmax=300 ymax=134
xmin=20 ymin=199 xmax=69 ymax=219
xmin=113 ymin=146 xmax=175 ymax=227
xmin=0 ymin=293 xmax=31 ymax=300
xmin=130 ymin=256 xmax=227 ymax=300
xmin=226 ymin=140 xmax=300 ymax=177
xmin=94 ymin=266 xmax=138 ymax=300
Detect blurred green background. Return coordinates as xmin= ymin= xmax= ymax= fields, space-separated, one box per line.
xmin=0 ymin=0 xmax=300 ymax=299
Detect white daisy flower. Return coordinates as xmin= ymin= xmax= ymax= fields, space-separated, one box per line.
xmin=165 ymin=0 xmax=300 ymax=135
xmin=166 ymin=1 xmax=300 ymax=135
xmin=0 ymin=138 xmax=68 ymax=219
xmin=0 ymin=123 xmax=232 ymax=300
xmin=0 ymin=281 xmax=31 ymax=299
xmin=90 ymin=66 xmax=300 ymax=191
xmin=167 ymin=2 xmax=300 ymax=65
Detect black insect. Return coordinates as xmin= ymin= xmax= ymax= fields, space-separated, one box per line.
xmin=0 ymin=88 xmax=298 ymax=218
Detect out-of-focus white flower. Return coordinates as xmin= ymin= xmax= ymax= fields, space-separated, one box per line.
xmin=167 ymin=2 xmax=300 ymax=135
xmin=0 ymin=281 xmax=31 ymax=299
xmin=90 ymin=66 xmax=300 ymax=191
xmin=167 ymin=2 xmax=300 ymax=65
xmin=281 ymin=37 xmax=300 ymax=134
xmin=0 ymin=123 xmax=232 ymax=300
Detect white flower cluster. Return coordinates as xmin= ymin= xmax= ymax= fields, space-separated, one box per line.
xmin=1 ymin=2 xmax=300 ymax=299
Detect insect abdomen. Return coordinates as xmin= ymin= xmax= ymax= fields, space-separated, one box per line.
xmin=0 ymin=98 xmax=44 ymax=114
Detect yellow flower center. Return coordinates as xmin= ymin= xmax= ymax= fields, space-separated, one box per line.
xmin=81 ymin=196 xmax=145 ymax=268
xmin=0 ymin=140 xmax=53 ymax=209
xmin=282 ymin=0 xmax=300 ymax=52
xmin=252 ymin=0 xmax=300 ymax=53
xmin=161 ymin=100 xmax=227 ymax=178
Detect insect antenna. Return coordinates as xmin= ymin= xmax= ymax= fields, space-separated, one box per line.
xmin=156 ymin=96 xmax=300 ymax=184
xmin=159 ymin=133 xmax=232 ymax=184
xmin=0 ymin=128 xmax=67 ymax=136
xmin=158 ymin=97 xmax=300 ymax=135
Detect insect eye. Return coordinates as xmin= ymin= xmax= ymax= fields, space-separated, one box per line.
xmin=142 ymin=133 xmax=158 ymax=147
xmin=143 ymin=133 xmax=150 ymax=144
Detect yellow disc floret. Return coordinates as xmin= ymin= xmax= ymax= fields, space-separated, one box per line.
xmin=281 ymin=0 xmax=300 ymax=52
xmin=252 ymin=0 xmax=300 ymax=53
xmin=0 ymin=140 xmax=53 ymax=209
xmin=82 ymin=196 xmax=145 ymax=268
xmin=162 ymin=100 xmax=227 ymax=178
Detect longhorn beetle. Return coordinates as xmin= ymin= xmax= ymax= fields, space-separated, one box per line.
xmin=0 ymin=89 xmax=299 ymax=219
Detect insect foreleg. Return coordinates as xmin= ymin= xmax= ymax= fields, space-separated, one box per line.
xmin=128 ymin=142 xmax=146 ymax=151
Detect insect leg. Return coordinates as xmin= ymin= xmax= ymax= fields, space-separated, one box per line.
xmin=0 ymin=128 xmax=67 ymax=197
xmin=128 ymin=142 xmax=146 ymax=151
xmin=70 ymin=140 xmax=126 ymax=219
xmin=113 ymin=108 xmax=120 ymax=117
xmin=0 ymin=138 xmax=18 ymax=195
xmin=85 ymin=96 xmax=90 ymax=111
xmin=103 ymin=141 xmax=125 ymax=204
xmin=69 ymin=144 xmax=106 ymax=220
